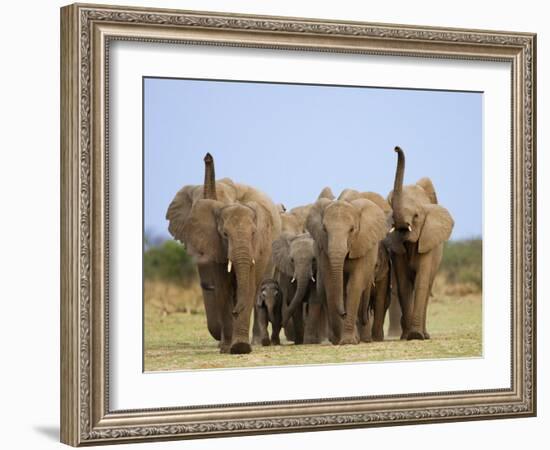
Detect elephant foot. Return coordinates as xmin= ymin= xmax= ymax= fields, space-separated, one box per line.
xmin=271 ymin=337 xmax=281 ymax=345
xmin=423 ymin=331 xmax=431 ymax=340
xmin=339 ymin=334 xmax=359 ymax=345
xmin=387 ymin=327 xmax=402 ymax=338
xmin=372 ymin=332 xmax=384 ymax=342
xmin=230 ymin=341 xmax=252 ymax=354
xmin=261 ymin=337 xmax=271 ymax=346
xmin=251 ymin=336 xmax=262 ymax=346
xmin=219 ymin=342 xmax=231 ymax=354
xmin=407 ymin=330 xmax=425 ymax=341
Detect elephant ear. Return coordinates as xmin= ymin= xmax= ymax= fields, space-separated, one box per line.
xmin=349 ymin=199 xmax=387 ymax=259
xmin=181 ymin=199 xmax=226 ymax=263
xmin=272 ymin=233 xmax=293 ymax=276
xmin=305 ymin=198 xmax=331 ymax=251
xmin=418 ymin=204 xmax=454 ymax=253
xmin=417 ymin=177 xmax=438 ymax=204
xmin=165 ymin=185 xmax=198 ymax=242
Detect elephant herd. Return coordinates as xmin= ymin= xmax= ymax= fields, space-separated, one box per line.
xmin=166 ymin=147 xmax=454 ymax=354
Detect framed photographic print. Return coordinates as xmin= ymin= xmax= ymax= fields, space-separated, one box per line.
xmin=60 ymin=3 xmax=537 ymax=446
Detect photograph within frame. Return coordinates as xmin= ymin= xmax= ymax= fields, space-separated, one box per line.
xmin=142 ymin=76 xmax=483 ymax=372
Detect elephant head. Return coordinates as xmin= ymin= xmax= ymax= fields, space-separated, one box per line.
xmin=272 ymin=232 xmax=316 ymax=325
xmin=256 ymin=279 xmax=281 ymax=324
xmin=389 ymin=146 xmax=454 ymax=253
xmin=306 ymin=197 xmax=387 ymax=318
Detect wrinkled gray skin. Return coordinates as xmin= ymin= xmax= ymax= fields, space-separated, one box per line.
xmin=255 ymin=279 xmax=282 ymax=346
xmin=387 ymin=146 xmax=454 ymax=340
xmin=165 ymin=154 xmax=281 ymax=354
xmin=306 ymin=190 xmax=388 ymax=345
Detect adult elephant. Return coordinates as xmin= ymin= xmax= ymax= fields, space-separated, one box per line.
xmin=306 ymin=194 xmax=387 ymax=345
xmin=387 ymin=146 xmax=454 ymax=340
xmin=166 ymin=153 xmax=281 ymax=354
xmin=337 ymin=189 xmax=393 ymax=343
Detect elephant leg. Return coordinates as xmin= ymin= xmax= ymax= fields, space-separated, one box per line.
xmin=255 ymin=306 xmax=271 ymax=346
xmin=387 ymin=265 xmax=402 ymax=337
xmin=197 ymin=264 xmax=222 ymax=341
xmin=407 ymin=253 xmax=432 ymax=341
xmin=372 ymin=273 xmax=390 ymax=342
xmin=304 ymin=301 xmax=322 ymax=344
xmin=219 ymin=294 xmax=234 ymax=353
xmin=292 ymin=306 xmax=304 ymax=345
xmin=421 ymin=275 xmax=437 ymax=340
xmin=251 ymin=306 xmax=263 ymax=346
xmin=271 ymin=316 xmax=281 ymax=345
xmin=393 ymin=255 xmax=413 ymax=339
xmin=340 ymin=266 xmax=368 ymax=345
xmin=358 ymin=293 xmax=372 ymax=343
xmin=304 ymin=284 xmax=323 ymax=344
xmin=284 ymin=317 xmax=296 ymax=342
xmin=317 ymin=291 xmax=329 ymax=343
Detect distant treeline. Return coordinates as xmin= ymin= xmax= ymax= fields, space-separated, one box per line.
xmin=144 ymin=238 xmax=482 ymax=290
xmin=143 ymin=239 xmax=197 ymax=284
xmin=440 ymin=239 xmax=482 ymax=289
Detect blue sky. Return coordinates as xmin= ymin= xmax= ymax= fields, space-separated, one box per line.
xmin=144 ymin=77 xmax=482 ymax=241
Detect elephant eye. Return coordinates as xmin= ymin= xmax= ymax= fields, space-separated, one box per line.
xmin=322 ymin=224 xmax=327 ymax=232
xmin=350 ymin=226 xmax=355 ymax=232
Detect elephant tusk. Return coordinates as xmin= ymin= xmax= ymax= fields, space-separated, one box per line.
xmin=389 ymin=227 xmax=395 ymax=233
xmin=311 ymin=275 xmax=315 ymax=282
xmin=227 ymin=260 xmax=232 ymax=273
xmin=291 ymin=277 xmax=296 ymax=283
xmin=407 ymin=225 xmax=412 ymax=232
xmin=252 ymin=258 xmax=256 ymax=265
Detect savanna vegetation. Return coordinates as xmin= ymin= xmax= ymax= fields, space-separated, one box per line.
xmin=143 ymin=237 xmax=482 ymax=371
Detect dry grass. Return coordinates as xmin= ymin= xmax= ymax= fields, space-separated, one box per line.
xmin=144 ymin=279 xmax=204 ymax=316
xmin=143 ymin=279 xmax=482 ymax=371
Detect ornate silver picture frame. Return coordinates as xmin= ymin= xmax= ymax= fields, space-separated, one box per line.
xmin=60 ymin=3 xmax=536 ymax=446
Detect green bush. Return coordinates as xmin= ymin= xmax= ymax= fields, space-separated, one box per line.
xmin=143 ymin=240 xmax=197 ymax=284
xmin=440 ymin=239 xmax=482 ymax=289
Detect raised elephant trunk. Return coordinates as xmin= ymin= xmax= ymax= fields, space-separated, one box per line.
xmin=283 ymin=267 xmax=309 ymax=326
xmin=327 ymin=238 xmax=347 ymax=318
xmin=203 ymin=152 xmax=217 ymax=200
xmin=392 ymin=146 xmax=406 ymax=226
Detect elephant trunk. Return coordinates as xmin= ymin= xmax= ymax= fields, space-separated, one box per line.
xmin=327 ymin=238 xmax=347 ymax=318
xmin=203 ymin=152 xmax=217 ymax=200
xmin=283 ymin=267 xmax=309 ymax=326
xmin=231 ymin=246 xmax=252 ymax=317
xmin=392 ymin=146 xmax=406 ymax=227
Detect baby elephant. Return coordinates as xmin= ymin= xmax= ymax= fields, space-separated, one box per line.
xmin=255 ymin=279 xmax=283 ymax=346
